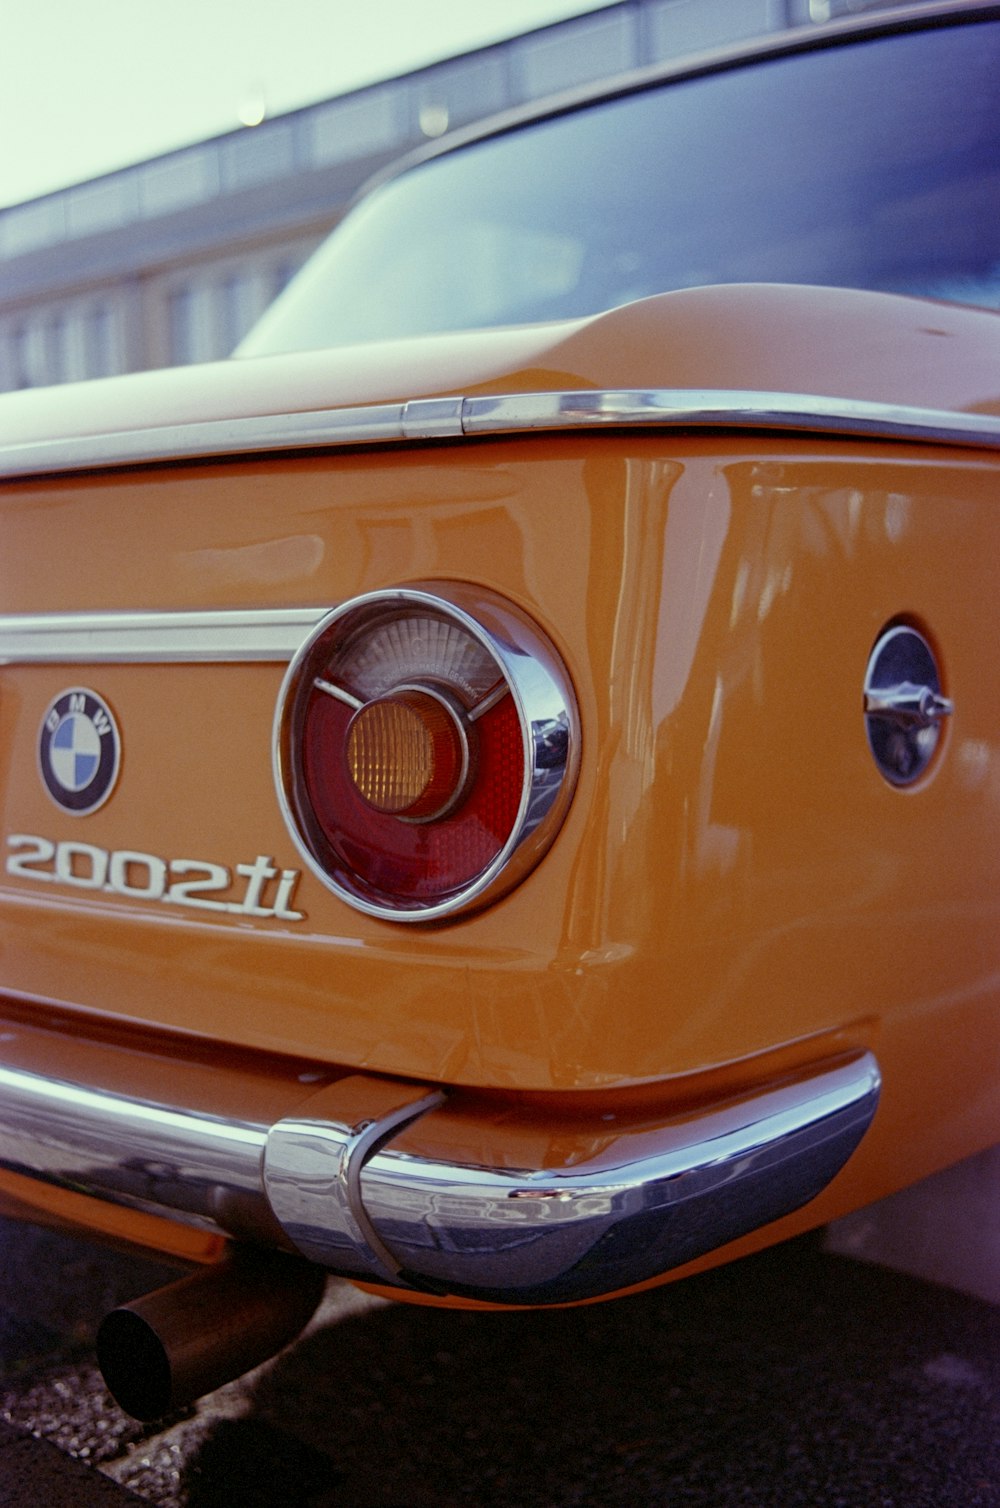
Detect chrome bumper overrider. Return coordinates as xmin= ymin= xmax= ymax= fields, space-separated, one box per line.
xmin=0 ymin=1032 xmax=879 ymax=1304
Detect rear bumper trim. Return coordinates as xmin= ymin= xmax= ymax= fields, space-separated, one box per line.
xmin=354 ymin=1053 xmax=881 ymax=1303
xmin=0 ymin=1030 xmax=879 ymax=1304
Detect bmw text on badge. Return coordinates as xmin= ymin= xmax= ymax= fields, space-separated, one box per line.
xmin=38 ymin=689 xmax=121 ymax=816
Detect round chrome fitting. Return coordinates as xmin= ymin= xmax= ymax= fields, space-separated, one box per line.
xmin=274 ymin=584 xmax=580 ymax=921
xmin=863 ymin=624 xmax=951 ymax=787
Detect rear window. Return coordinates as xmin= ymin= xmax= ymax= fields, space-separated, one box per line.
xmin=242 ymin=19 xmax=1000 ymax=355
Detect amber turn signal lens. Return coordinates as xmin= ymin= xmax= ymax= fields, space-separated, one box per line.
xmin=346 ymin=689 xmax=468 ymax=820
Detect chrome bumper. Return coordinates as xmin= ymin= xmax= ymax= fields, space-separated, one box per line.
xmin=0 ymin=1025 xmax=879 ymax=1304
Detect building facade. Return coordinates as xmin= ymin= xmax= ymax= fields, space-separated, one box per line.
xmin=0 ymin=0 xmax=893 ymax=391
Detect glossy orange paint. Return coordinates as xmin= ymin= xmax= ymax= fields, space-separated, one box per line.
xmin=1 ymin=286 xmax=999 ymax=1276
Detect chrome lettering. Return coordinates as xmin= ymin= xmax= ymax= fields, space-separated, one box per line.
xmin=54 ymin=840 xmax=108 ymax=890
xmin=107 ymin=849 xmax=167 ymax=900
xmin=6 ymin=834 xmax=56 ymax=879
xmin=4 ymin=835 xmax=305 ymax=923
xmin=235 ymin=855 xmax=279 ymax=916
xmin=167 ymin=859 xmax=231 ymax=912
xmin=272 ymin=869 xmax=304 ymax=922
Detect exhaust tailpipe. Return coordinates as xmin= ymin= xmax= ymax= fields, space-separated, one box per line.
xmin=96 ymin=1246 xmax=326 ymax=1420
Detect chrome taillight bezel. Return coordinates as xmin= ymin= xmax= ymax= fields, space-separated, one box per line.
xmin=273 ymin=584 xmax=580 ymax=922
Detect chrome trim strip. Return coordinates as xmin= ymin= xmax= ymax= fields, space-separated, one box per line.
xmin=402 ymin=396 xmax=465 ymax=439
xmin=0 ymin=1024 xmax=879 ymax=1304
xmin=0 ymin=608 xmax=328 ymax=665
xmin=462 ymin=390 xmax=1000 ymax=448
xmin=3 ymin=389 xmax=999 ymax=477
xmin=0 ymin=402 xmax=422 ymax=478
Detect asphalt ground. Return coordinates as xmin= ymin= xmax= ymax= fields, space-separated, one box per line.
xmin=1 ymin=1216 xmax=998 ymax=1508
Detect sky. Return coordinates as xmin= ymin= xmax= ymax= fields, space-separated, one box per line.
xmin=1 ymin=0 xmax=614 ymax=209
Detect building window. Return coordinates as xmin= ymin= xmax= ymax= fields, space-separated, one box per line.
xmin=85 ymin=303 xmax=116 ymax=378
xmin=10 ymin=324 xmax=37 ymax=389
xmin=44 ymin=312 xmax=68 ymax=384
xmin=219 ymin=271 xmax=259 ymax=354
xmin=167 ymin=284 xmax=199 ymax=365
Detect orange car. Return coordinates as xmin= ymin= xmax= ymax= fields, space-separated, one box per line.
xmin=1 ymin=3 xmax=998 ymax=1420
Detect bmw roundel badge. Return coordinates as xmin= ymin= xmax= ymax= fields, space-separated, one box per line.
xmin=38 ymin=688 xmax=121 ymax=815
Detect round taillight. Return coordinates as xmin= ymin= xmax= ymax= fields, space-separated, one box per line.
xmin=274 ymin=586 xmax=579 ymax=921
